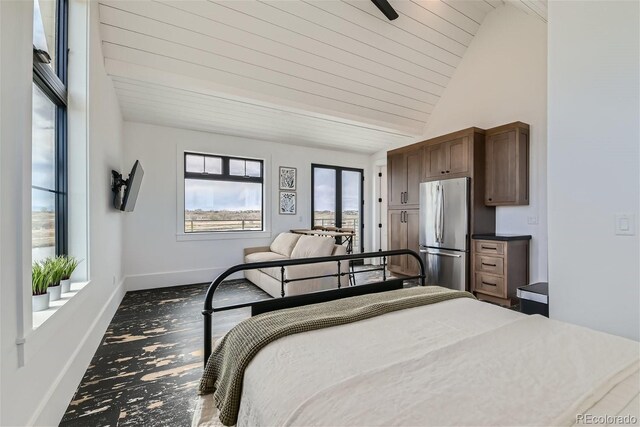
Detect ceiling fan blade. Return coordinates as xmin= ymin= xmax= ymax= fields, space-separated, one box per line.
xmin=371 ymin=0 xmax=399 ymax=20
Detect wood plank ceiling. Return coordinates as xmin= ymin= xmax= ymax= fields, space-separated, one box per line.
xmin=99 ymin=0 xmax=547 ymax=153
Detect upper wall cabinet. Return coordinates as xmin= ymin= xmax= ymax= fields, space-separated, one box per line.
xmin=388 ymin=148 xmax=422 ymax=208
xmin=423 ymin=136 xmax=470 ymax=179
xmin=485 ymin=122 xmax=529 ymax=206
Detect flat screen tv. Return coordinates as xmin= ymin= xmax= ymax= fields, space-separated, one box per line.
xmin=112 ymin=160 xmax=144 ymax=212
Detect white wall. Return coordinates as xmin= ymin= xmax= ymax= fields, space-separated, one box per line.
xmin=122 ymin=122 xmax=371 ymax=290
xmin=0 ymin=1 xmax=127 ymax=425
xmin=548 ymin=1 xmax=639 ymax=340
xmin=371 ymin=4 xmax=548 ymax=282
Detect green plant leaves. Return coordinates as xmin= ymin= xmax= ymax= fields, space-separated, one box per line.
xmin=31 ymin=255 xmax=82 ymax=296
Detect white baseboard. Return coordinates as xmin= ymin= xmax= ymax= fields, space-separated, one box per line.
xmin=31 ymin=279 xmax=126 ymax=426
xmin=124 ymin=267 xmax=244 ymax=292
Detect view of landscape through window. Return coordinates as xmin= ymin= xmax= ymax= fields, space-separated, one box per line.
xmin=32 ymin=84 xmax=57 ymax=262
xmin=184 ymin=153 xmax=263 ymax=232
xmin=313 ymin=167 xmax=362 ymax=252
xmin=184 ymin=156 xmax=362 ymax=248
xmin=32 ymin=0 xmax=63 ymax=262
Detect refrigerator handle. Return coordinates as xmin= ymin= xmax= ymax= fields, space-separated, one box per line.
xmin=439 ymin=185 xmax=445 ymax=243
xmin=424 ymin=250 xmax=462 ymax=258
xmin=434 ymin=185 xmax=440 ymax=243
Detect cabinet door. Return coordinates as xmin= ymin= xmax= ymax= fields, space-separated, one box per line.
xmin=485 ymin=130 xmax=517 ymax=204
xmin=387 ymin=210 xmax=407 ymax=273
xmin=405 ymin=210 xmax=421 ymax=276
xmin=445 ymin=137 xmax=470 ymax=175
xmin=405 ymin=149 xmax=422 ymax=206
xmin=388 ymin=153 xmax=406 ymax=208
xmin=423 ymin=143 xmax=445 ymax=179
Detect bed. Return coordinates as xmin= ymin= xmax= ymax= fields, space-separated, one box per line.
xmin=194 ymin=251 xmax=640 ymax=427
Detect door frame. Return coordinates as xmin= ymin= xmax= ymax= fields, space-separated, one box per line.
xmin=311 ymin=163 xmax=364 ymax=253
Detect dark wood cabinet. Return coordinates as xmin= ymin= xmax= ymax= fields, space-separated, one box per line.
xmin=387 ymin=209 xmax=405 ymax=272
xmin=423 ymin=143 xmax=445 ymax=179
xmin=387 ymin=209 xmax=420 ymax=276
xmin=472 ymin=237 xmax=530 ymax=306
xmin=388 ymin=154 xmax=405 ymax=208
xmin=423 ymin=136 xmax=470 ymax=179
xmin=405 ymin=150 xmax=421 ymax=206
xmin=388 ymin=127 xmax=497 ymax=283
xmin=388 ymin=148 xmax=422 ymax=208
xmin=446 ymin=136 xmax=470 ymax=175
xmin=405 ymin=210 xmax=420 ymax=275
xmin=485 ymin=122 xmax=529 ymax=206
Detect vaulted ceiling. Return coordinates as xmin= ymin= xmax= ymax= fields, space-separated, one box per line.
xmin=99 ymin=0 xmax=546 ymax=153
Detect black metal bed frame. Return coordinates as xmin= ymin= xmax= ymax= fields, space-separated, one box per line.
xmin=202 ymin=249 xmax=425 ymax=366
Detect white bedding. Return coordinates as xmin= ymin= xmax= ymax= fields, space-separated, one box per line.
xmin=193 ymin=298 xmax=640 ymax=427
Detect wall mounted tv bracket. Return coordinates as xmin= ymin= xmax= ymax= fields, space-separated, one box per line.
xmin=111 ymin=170 xmax=128 ymax=209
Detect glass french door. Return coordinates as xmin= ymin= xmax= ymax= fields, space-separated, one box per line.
xmin=312 ymin=164 xmax=364 ymax=253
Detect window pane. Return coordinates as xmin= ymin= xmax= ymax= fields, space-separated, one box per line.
xmin=32 ymin=83 xmax=56 ymax=190
xmin=204 ymin=156 xmax=222 ymax=174
xmin=185 ymin=154 xmax=204 ymax=173
xmin=342 ymin=170 xmax=362 ymax=253
xmin=313 ymin=168 xmax=336 ymax=229
xmin=246 ymin=161 xmax=261 ymax=178
xmin=32 ymin=188 xmax=56 ymax=262
xmin=229 ymin=159 xmax=245 ymax=176
xmin=33 ymin=0 xmax=57 ymax=69
xmin=185 ymin=179 xmax=262 ymax=232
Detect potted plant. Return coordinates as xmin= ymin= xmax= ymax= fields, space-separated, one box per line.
xmin=60 ymin=256 xmax=80 ymax=294
xmin=32 ymin=262 xmax=50 ymax=312
xmin=44 ymin=257 xmax=64 ymax=302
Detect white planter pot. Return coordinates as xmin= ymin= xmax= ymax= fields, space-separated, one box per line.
xmin=61 ymin=279 xmax=71 ymax=294
xmin=48 ymin=285 xmax=61 ymax=301
xmin=32 ymin=294 xmax=49 ymax=312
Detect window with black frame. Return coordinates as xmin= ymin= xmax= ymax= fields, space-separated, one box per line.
xmin=311 ymin=164 xmax=364 ymax=253
xmin=184 ymin=153 xmax=264 ymax=233
xmin=32 ymin=0 xmax=68 ymax=262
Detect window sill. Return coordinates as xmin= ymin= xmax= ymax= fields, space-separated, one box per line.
xmin=176 ymin=230 xmax=271 ymax=242
xmin=32 ymin=281 xmax=89 ymax=329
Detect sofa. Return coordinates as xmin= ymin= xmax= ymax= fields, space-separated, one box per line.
xmin=244 ymin=232 xmax=349 ymax=298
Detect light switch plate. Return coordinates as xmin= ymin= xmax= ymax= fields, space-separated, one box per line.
xmin=615 ymin=213 xmax=636 ymax=236
xmin=527 ymin=216 xmax=539 ymax=225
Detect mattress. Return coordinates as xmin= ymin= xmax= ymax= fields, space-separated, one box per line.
xmin=193 ymin=298 xmax=639 ymax=426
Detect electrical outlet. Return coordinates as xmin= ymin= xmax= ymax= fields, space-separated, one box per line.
xmin=527 ymin=216 xmax=539 ymax=225
xmin=615 ymin=213 xmax=635 ymax=236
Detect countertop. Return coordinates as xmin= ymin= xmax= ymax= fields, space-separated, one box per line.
xmin=472 ymin=234 xmax=532 ymax=241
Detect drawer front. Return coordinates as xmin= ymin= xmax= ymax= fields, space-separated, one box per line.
xmin=474 ymin=240 xmax=505 ymax=255
xmin=474 ymin=255 xmax=504 ymax=276
xmin=474 ymin=273 xmax=506 ymax=298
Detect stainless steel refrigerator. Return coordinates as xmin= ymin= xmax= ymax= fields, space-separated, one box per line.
xmin=419 ymin=177 xmax=469 ymax=291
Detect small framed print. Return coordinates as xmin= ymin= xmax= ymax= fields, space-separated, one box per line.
xmin=279 ymin=166 xmax=297 ymax=191
xmin=279 ymin=191 xmax=296 ymax=215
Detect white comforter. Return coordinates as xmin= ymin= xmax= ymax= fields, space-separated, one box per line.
xmin=194 ymin=298 xmax=639 ymax=426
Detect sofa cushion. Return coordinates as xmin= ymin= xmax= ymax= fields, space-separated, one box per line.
xmin=332 ymin=244 xmax=347 ymax=256
xmin=245 ymin=251 xmax=288 ymax=264
xmin=290 ymin=235 xmax=335 ymax=259
xmin=269 ymin=233 xmax=301 ymax=257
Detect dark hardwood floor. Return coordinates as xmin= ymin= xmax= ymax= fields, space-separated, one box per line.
xmin=60 ymin=267 xmax=398 ymax=426
xmin=60 ymin=279 xmax=270 ymax=427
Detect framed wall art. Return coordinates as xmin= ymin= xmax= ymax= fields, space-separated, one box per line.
xmin=279 ymin=166 xmax=297 ymax=191
xmin=279 ymin=191 xmax=296 ymax=215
